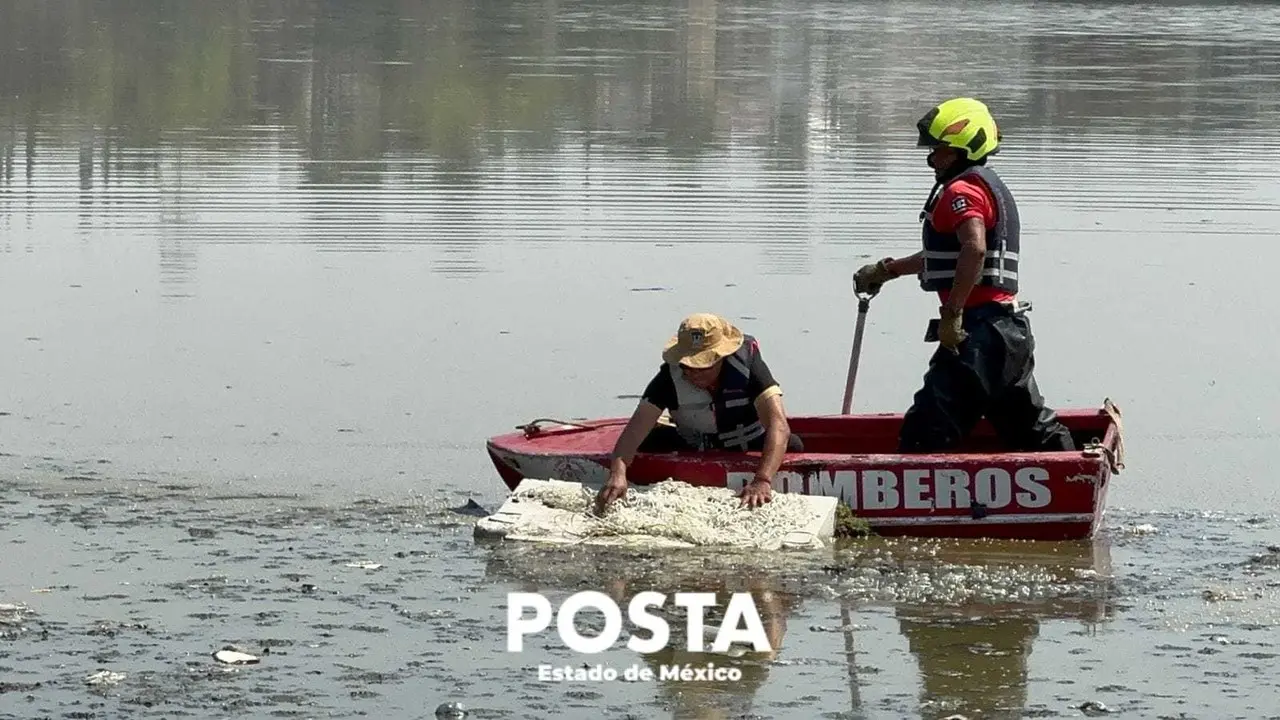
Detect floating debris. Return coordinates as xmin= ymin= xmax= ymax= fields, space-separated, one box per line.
xmin=451 ymin=500 xmax=488 ymax=517
xmin=1078 ymin=700 xmax=1110 ymax=715
xmin=84 ymin=670 xmax=126 ymax=686
xmin=0 ymin=603 xmax=33 ymax=625
xmin=88 ymin=620 xmax=148 ymax=637
xmin=435 ymin=701 xmax=467 ymax=718
xmin=345 ymin=562 xmax=383 ymax=570
xmin=213 ymin=649 xmax=260 ymax=665
xmin=835 ymin=503 xmax=872 ymax=538
xmin=1248 ymin=546 xmax=1280 ymax=566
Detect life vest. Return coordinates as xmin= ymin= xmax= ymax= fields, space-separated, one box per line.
xmin=667 ymin=336 xmax=766 ymax=451
xmin=919 ymin=164 xmax=1020 ymax=294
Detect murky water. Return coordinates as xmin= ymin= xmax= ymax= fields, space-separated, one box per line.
xmin=3 ymin=0 xmax=1280 ymax=717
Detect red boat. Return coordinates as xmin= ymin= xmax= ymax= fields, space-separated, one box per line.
xmin=485 ymin=399 xmax=1125 ymax=541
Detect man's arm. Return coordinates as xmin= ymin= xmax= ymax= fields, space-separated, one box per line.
xmin=616 ymin=366 xmax=676 ymax=467
xmin=886 ymin=250 xmax=924 ymax=279
xmin=944 ymin=217 xmax=987 ymax=311
xmin=738 ymin=350 xmax=789 ymax=508
xmin=595 ymin=400 xmax=663 ymax=514
xmin=752 ymin=393 xmax=789 ymax=484
xmin=608 ymin=400 xmax=663 ymax=469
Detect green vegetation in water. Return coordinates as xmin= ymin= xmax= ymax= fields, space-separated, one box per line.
xmin=834 ymin=503 xmax=873 ymax=538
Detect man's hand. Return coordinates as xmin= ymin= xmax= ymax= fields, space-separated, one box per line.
xmin=596 ymin=400 xmax=662 ymax=515
xmin=594 ymin=474 xmax=629 ymax=515
xmin=938 ymin=305 xmax=967 ymax=352
xmin=853 ymin=258 xmax=896 ymax=295
xmin=739 ymin=475 xmax=773 ymax=509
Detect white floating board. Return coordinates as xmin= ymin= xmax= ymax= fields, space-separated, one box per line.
xmin=474 ymin=478 xmax=837 ymax=550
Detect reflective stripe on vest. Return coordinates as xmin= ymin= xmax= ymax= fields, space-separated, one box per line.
xmin=919 ymin=165 xmax=1020 ymax=294
xmin=921 ymin=249 xmax=1020 ymax=283
xmin=725 ymin=352 xmax=750 ymax=378
xmin=718 ymin=421 xmax=766 ymax=450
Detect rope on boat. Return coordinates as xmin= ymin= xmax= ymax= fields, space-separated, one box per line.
xmin=1082 ymin=398 xmax=1125 ymax=473
xmin=516 ymin=417 xmax=596 ymax=438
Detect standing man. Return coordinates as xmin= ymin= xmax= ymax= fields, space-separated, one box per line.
xmin=852 ymin=97 xmax=1075 ymax=453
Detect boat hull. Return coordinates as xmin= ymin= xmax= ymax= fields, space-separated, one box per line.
xmin=486 ymin=401 xmax=1125 ymax=541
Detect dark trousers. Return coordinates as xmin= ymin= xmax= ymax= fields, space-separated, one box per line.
xmin=899 ymin=303 xmax=1075 ymax=453
xmin=639 ymin=424 xmax=805 ymax=453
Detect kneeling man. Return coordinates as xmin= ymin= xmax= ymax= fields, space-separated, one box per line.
xmin=594 ymin=313 xmax=802 ymax=514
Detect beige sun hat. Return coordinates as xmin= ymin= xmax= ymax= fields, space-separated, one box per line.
xmin=662 ymin=313 xmax=744 ymax=369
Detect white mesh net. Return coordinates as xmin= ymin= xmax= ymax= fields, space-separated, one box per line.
xmin=510 ymin=480 xmax=818 ymax=549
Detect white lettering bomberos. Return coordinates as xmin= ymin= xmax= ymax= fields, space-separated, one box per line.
xmin=507 ymin=591 xmax=771 ymax=654
xmin=726 ymin=466 xmax=1052 ymax=510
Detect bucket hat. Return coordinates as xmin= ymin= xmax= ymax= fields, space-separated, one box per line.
xmin=661 ymin=313 xmax=744 ymax=369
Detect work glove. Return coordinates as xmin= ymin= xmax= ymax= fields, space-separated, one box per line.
xmin=938 ymin=305 xmax=967 ymax=352
xmin=852 ymin=258 xmax=895 ymax=295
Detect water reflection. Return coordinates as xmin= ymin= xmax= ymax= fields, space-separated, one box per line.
xmin=625 ymin=575 xmax=798 ymax=720
xmin=867 ymin=541 xmax=1115 ymax=720
xmin=485 ymin=543 xmax=805 ymax=718
xmin=4 ymin=0 xmax=1280 ymax=284
xmin=482 ymin=537 xmax=1115 ymax=719
xmin=7 ymin=0 xmax=1280 ymax=157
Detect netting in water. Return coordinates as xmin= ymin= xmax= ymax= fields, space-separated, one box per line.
xmin=511 ymin=480 xmax=819 ymax=549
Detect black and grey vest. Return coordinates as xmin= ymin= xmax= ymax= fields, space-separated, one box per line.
xmin=667 ymin=336 xmax=765 ymax=451
xmin=919 ymin=165 xmax=1020 ymax=294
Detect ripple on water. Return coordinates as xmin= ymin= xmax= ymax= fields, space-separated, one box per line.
xmin=0 ymin=472 xmax=1278 ymax=718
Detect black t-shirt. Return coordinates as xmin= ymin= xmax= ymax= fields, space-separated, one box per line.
xmin=641 ymin=350 xmax=779 ymax=411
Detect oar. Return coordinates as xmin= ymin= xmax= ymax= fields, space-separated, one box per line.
xmin=838 ymin=287 xmax=874 ymax=712
xmin=840 ymin=597 xmax=862 ymax=713
xmin=840 ymin=289 xmax=877 ymax=414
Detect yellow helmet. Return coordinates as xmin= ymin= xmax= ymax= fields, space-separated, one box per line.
xmin=916 ymin=97 xmax=1001 ymax=161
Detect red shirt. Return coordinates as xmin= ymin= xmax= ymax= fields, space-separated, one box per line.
xmin=928 ymin=177 xmax=1015 ymax=308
